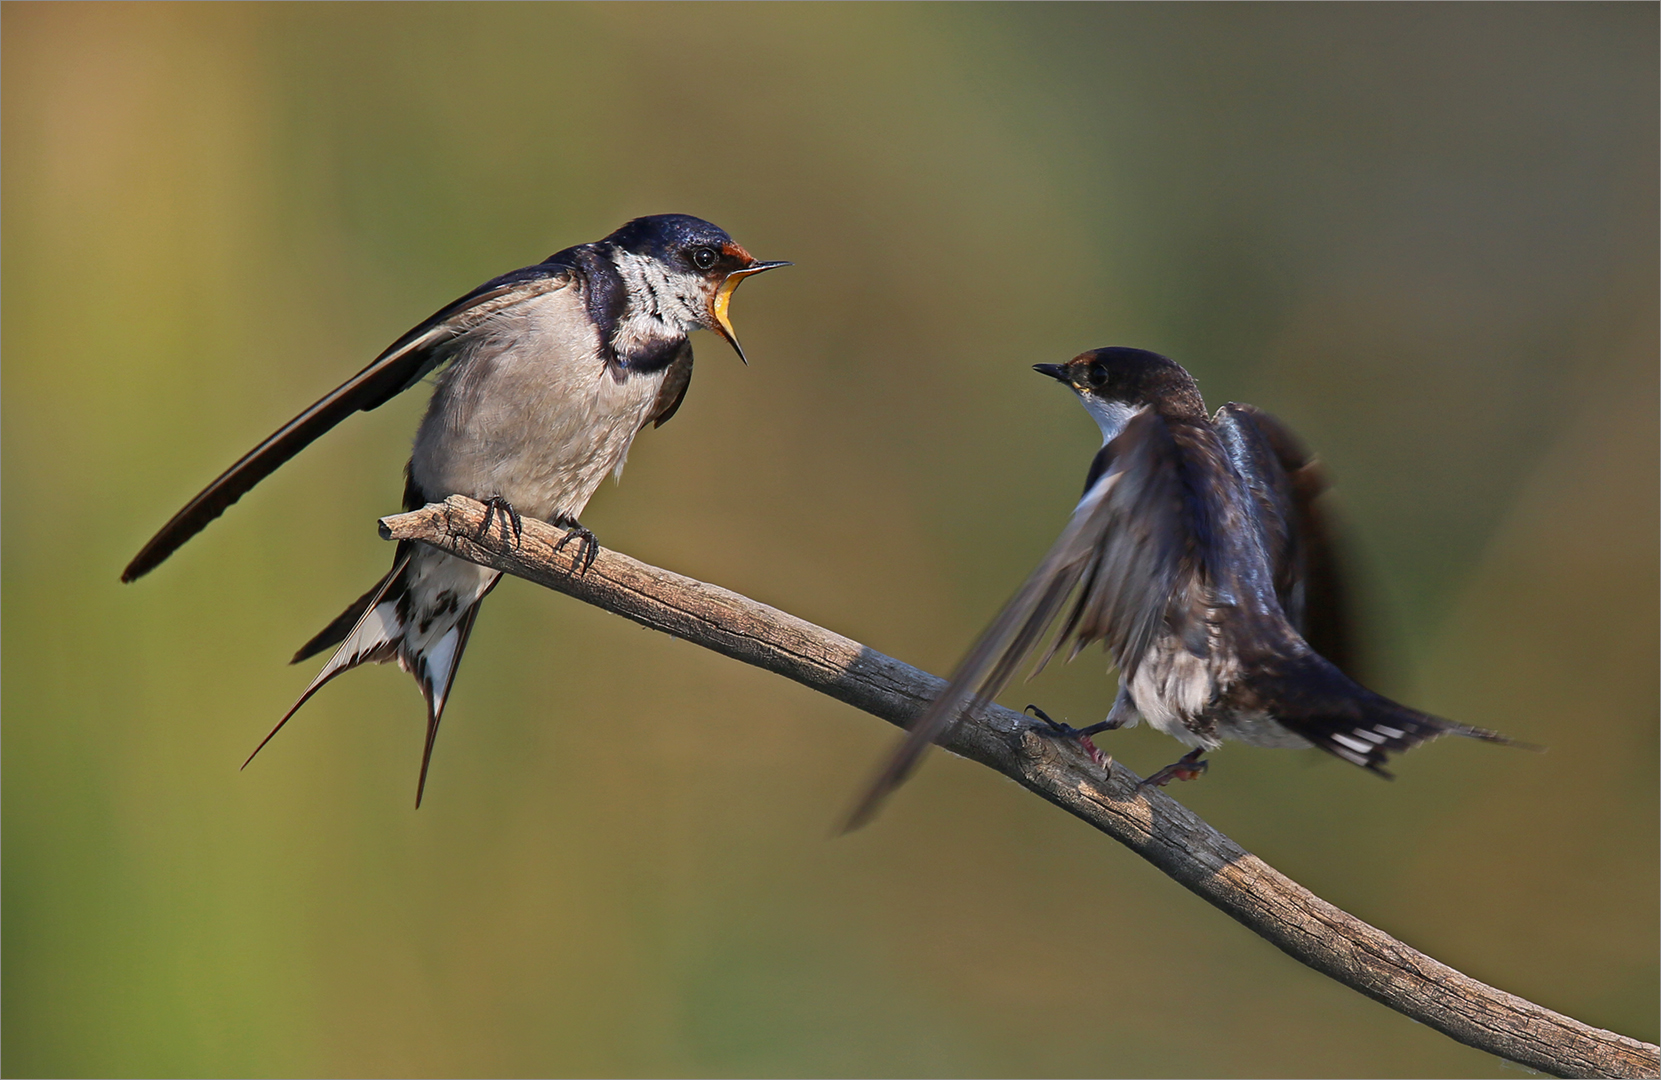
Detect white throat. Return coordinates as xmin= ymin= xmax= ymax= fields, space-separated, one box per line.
xmin=609 ymin=249 xmax=708 ymax=356
xmin=1078 ymin=394 xmax=1142 ymax=445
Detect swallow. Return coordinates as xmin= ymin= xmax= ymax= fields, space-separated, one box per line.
xmin=122 ymin=214 xmax=788 ymax=804
xmin=846 ymin=347 xmax=1520 ymax=829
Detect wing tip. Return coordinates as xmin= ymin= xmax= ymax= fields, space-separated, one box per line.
xmin=837 ymin=795 xmax=882 ymax=836
xmin=838 ymin=705 xmax=960 ymax=835
xmin=838 ymin=748 xmax=920 ymax=835
xmin=120 ymin=549 xmax=160 ymax=583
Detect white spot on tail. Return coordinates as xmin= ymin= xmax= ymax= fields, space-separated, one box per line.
xmin=1331 ymin=732 xmax=1374 ymax=755
xmin=313 ymin=601 xmax=402 ymax=686
xmin=421 ymin=626 xmax=462 ymax=716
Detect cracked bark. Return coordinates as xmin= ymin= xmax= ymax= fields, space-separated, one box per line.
xmin=380 ymin=495 xmax=1658 ymax=1080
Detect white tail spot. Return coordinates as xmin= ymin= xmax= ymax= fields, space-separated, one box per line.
xmin=1332 ymin=733 xmax=1373 ymax=755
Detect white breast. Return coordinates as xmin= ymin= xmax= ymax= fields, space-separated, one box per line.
xmin=409 ymin=284 xmax=670 ymax=522
xmin=1129 ymin=639 xmax=1231 ymax=748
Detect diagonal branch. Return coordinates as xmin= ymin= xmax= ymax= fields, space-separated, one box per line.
xmin=380 ymin=495 xmax=1658 ymax=1080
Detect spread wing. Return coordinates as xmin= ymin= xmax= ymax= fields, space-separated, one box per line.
xmin=121 ymin=262 xmax=578 ymax=582
xmin=1213 ymin=403 xmax=1362 ymax=680
xmin=843 ymin=409 xmax=1201 ymax=830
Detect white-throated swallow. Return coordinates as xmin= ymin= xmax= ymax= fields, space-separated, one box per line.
xmin=122 ymin=214 xmax=788 ymax=804
xmin=847 ymin=347 xmax=1521 ymax=829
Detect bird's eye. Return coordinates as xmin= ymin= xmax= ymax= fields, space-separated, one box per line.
xmin=691 ymin=247 xmax=718 ymax=270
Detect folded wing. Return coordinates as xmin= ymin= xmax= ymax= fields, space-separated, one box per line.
xmin=121 ymin=263 xmax=576 ymax=582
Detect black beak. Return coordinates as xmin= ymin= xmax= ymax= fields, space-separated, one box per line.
xmin=1033 ymin=363 xmax=1069 ymax=383
xmin=711 ymin=261 xmax=792 ymax=366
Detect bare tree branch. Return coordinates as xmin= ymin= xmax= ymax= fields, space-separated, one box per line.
xmin=381 ymin=495 xmax=1658 ymax=1080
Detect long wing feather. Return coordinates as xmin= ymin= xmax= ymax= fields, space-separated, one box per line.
xmin=843 ymin=410 xmax=1195 ymax=831
xmin=1213 ymin=403 xmax=1362 ymax=680
xmin=121 ymin=264 xmax=575 ymax=582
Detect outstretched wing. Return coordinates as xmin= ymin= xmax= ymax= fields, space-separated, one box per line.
xmin=1212 ymin=403 xmax=1362 ymax=680
xmin=844 ymin=410 xmax=1202 ymax=830
xmin=121 ymin=261 xmax=578 ymax=582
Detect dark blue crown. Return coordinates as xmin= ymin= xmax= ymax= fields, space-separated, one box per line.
xmin=603 ymin=214 xmax=734 ymax=261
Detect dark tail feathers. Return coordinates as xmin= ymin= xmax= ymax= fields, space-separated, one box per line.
xmin=1276 ymin=656 xmax=1531 ymax=777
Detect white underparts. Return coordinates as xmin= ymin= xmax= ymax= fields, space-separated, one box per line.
xmin=1130 ymin=640 xmax=1234 ymax=749
xmin=409 ymin=286 xmax=669 ymax=524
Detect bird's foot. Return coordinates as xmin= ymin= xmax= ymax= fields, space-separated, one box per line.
xmin=551 ymin=516 xmax=599 ymax=574
xmin=1025 ymin=704 xmax=1114 ymax=772
xmin=1138 ymin=748 xmax=1209 ymax=790
xmin=477 ymin=495 xmax=524 ymax=549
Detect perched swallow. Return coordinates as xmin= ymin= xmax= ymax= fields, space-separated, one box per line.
xmin=847 ymin=347 xmax=1517 ymax=828
xmin=123 ymin=214 xmax=787 ymax=804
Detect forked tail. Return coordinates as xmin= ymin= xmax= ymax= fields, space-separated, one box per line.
xmin=243 ymin=545 xmax=497 ymax=806
xmin=242 ymin=553 xmax=411 ymax=774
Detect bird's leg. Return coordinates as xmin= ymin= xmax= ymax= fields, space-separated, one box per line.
xmin=1139 ymin=748 xmax=1209 ymax=789
xmin=550 ymin=514 xmax=599 ymax=574
xmin=1025 ymin=704 xmax=1115 ymax=772
xmin=476 ymin=495 xmax=524 ymax=549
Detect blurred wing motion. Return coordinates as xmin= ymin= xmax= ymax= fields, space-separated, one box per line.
xmin=842 ymin=410 xmax=1203 ymax=831
xmin=1213 ymin=403 xmax=1363 ymax=682
xmin=120 ymin=264 xmax=575 ymax=583
xmin=843 ymin=402 xmax=1378 ymax=830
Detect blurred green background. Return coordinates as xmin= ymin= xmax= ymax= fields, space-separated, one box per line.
xmin=4 ymin=4 xmax=1655 ymax=1076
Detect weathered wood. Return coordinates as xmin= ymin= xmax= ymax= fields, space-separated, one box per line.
xmin=381 ymin=495 xmax=1659 ymax=1080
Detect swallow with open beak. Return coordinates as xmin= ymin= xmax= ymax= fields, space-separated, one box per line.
xmin=122 ymin=214 xmax=788 ymax=804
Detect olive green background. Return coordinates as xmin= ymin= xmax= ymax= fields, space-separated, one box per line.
xmin=4 ymin=4 xmax=1655 ymax=1077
